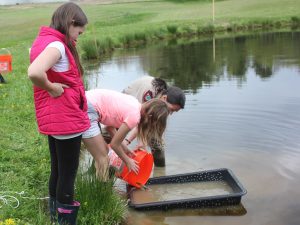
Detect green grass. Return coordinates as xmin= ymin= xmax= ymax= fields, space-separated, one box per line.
xmin=0 ymin=0 xmax=300 ymax=224
xmin=0 ymin=43 xmax=51 ymax=224
xmin=76 ymin=165 xmax=127 ymax=225
xmin=0 ymin=0 xmax=299 ymax=51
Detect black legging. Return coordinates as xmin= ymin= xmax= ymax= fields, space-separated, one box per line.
xmin=48 ymin=135 xmax=81 ymax=204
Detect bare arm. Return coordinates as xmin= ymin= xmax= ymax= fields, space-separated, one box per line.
xmin=124 ymin=126 xmax=138 ymax=145
xmin=126 ymin=126 xmax=148 ymax=150
xmin=28 ymin=47 xmax=69 ymax=97
xmin=110 ymin=124 xmax=139 ymax=174
xmin=106 ymin=126 xmax=133 ymax=154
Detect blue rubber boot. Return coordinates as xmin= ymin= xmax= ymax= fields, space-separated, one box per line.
xmin=48 ymin=196 xmax=56 ymax=224
xmin=56 ymin=201 xmax=80 ymax=225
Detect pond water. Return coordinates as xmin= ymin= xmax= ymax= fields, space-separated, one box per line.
xmin=130 ymin=181 xmax=234 ymax=204
xmin=84 ymin=31 xmax=300 ymax=225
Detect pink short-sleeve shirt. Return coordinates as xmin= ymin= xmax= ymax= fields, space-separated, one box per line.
xmin=86 ymin=89 xmax=141 ymax=129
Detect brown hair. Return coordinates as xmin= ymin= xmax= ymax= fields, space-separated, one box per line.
xmin=137 ymin=99 xmax=169 ymax=146
xmin=151 ymin=77 xmax=168 ymax=97
xmin=50 ymin=2 xmax=88 ymax=76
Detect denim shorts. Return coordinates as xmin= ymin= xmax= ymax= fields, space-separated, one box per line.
xmin=82 ymin=101 xmax=101 ymax=139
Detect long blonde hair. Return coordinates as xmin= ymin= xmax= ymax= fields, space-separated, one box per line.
xmin=137 ymin=99 xmax=169 ymax=146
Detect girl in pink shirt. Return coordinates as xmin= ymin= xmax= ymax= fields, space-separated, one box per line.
xmin=82 ymin=89 xmax=169 ymax=179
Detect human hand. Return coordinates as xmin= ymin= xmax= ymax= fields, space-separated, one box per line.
xmin=48 ymin=83 xmax=69 ymax=98
xmin=125 ymin=157 xmax=139 ymax=174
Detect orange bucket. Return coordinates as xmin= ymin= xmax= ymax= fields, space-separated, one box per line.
xmin=108 ymin=149 xmax=154 ymax=188
xmin=0 ymin=48 xmax=12 ymax=73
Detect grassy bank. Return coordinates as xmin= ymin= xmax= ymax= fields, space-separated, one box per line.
xmin=0 ymin=0 xmax=299 ymax=55
xmin=0 ymin=0 xmax=299 ymax=224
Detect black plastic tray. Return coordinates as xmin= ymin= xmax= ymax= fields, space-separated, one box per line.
xmin=128 ymin=168 xmax=247 ymax=210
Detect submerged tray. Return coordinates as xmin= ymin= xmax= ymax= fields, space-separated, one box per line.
xmin=128 ymin=168 xmax=247 ymax=210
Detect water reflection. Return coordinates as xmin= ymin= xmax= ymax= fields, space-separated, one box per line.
xmin=85 ymin=32 xmax=300 ymax=92
xmin=141 ymin=32 xmax=300 ymax=91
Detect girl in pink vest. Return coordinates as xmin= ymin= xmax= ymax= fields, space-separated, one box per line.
xmin=82 ymin=89 xmax=169 ymax=181
xmin=28 ymin=3 xmax=89 ymax=225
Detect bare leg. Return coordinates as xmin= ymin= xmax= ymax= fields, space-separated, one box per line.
xmin=83 ymin=134 xmax=109 ymax=180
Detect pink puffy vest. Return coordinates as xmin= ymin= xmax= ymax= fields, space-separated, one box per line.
xmin=30 ymin=26 xmax=90 ymax=135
